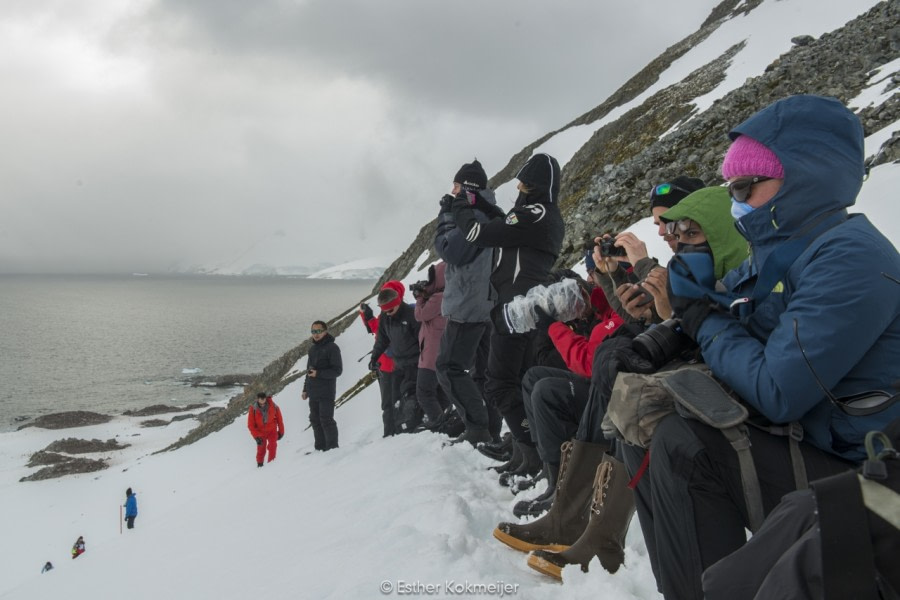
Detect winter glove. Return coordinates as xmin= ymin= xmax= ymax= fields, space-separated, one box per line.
xmin=666 ymin=274 xmax=713 ymax=340
xmin=277 ymin=432 xmax=284 ymax=441
xmin=532 ymin=305 xmax=556 ymax=332
xmin=439 ymin=194 xmax=455 ymax=213
xmin=360 ymin=302 xmax=374 ymax=322
xmin=255 ymin=437 xmax=263 ymax=446
xmin=368 ymin=358 xmax=379 ymax=372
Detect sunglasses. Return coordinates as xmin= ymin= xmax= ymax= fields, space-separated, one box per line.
xmin=728 ymin=176 xmax=772 ymax=203
xmin=664 ymin=220 xmax=692 ymax=236
xmin=310 ymin=328 xmax=325 ymax=334
xmin=652 ymin=182 xmax=692 ymax=197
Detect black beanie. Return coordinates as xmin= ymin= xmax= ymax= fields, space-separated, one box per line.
xmin=649 ymin=175 xmax=705 ymax=209
xmin=454 ymin=159 xmax=488 ymax=190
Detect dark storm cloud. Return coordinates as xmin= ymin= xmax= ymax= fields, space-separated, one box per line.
xmin=0 ymin=0 xmax=718 ymax=274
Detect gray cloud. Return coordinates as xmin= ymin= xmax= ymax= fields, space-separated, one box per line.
xmin=0 ymin=0 xmax=717 ymax=274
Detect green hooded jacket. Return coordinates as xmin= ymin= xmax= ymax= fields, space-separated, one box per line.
xmin=660 ymin=186 xmax=748 ymax=280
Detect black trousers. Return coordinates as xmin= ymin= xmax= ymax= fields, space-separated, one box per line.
xmin=436 ymin=321 xmax=489 ymax=431
xmin=522 ymin=366 xmax=591 ymax=465
xmin=624 ymin=414 xmax=853 ymax=600
xmin=378 ymin=370 xmax=398 ymax=437
xmin=309 ymin=396 xmax=338 ymax=449
xmin=416 ymin=368 xmax=448 ymax=422
xmin=485 ymin=327 xmax=534 ymax=441
xmin=125 ymin=516 xmax=136 ymax=529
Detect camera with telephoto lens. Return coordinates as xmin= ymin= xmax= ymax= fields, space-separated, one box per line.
xmin=409 ymin=280 xmax=428 ymax=297
xmin=600 ymin=238 xmax=628 ymax=258
xmin=632 ymin=318 xmax=696 ymax=369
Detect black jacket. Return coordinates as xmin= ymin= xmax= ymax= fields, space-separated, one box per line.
xmin=304 ymin=333 xmax=343 ymax=400
xmin=451 ymin=153 xmax=565 ymax=303
xmin=371 ymin=303 xmax=421 ymax=368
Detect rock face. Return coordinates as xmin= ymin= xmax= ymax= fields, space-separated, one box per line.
xmin=20 ymin=457 xmax=108 ymax=482
xmin=17 ymin=411 xmax=113 ymax=430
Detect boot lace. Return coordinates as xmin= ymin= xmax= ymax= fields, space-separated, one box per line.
xmin=590 ymin=460 xmax=613 ymax=515
xmin=556 ymin=441 xmax=573 ymax=488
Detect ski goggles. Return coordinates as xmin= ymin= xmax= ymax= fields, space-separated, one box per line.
xmin=728 ymin=176 xmax=773 ymax=203
xmin=310 ymin=328 xmax=325 ymax=334
xmin=651 ymin=182 xmax=692 ymax=198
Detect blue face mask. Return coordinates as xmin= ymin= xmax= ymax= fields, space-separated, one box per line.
xmin=731 ymin=198 xmax=755 ymax=220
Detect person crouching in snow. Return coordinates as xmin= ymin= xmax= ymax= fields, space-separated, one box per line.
xmin=71 ymin=536 xmax=85 ymax=559
xmin=247 ymin=392 xmax=285 ymax=467
xmin=124 ymin=487 xmax=138 ymax=529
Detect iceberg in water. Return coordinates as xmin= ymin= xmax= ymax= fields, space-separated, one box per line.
xmin=181 ymin=368 xmax=202 ymax=374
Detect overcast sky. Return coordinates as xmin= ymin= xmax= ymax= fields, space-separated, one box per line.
xmin=0 ymin=0 xmax=719 ymax=274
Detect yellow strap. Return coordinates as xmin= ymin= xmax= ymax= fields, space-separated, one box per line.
xmin=858 ymin=475 xmax=900 ymax=530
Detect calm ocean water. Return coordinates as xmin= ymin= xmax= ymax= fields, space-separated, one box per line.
xmin=0 ymin=275 xmax=374 ymax=431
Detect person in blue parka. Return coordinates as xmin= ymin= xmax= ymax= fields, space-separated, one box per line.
xmin=124 ymin=487 xmax=138 ymax=529
xmin=632 ymin=95 xmax=900 ymax=600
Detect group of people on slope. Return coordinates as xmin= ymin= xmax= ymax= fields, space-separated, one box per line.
xmin=355 ymin=94 xmax=899 ymax=598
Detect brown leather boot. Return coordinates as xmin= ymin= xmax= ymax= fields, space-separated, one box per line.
xmin=493 ymin=440 xmax=607 ymax=553
xmin=527 ymin=453 xmax=636 ymax=581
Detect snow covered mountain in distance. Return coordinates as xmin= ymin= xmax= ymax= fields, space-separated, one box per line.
xmin=171 ymin=230 xmax=387 ymax=279
xmin=306 ymin=256 xmax=392 ymax=280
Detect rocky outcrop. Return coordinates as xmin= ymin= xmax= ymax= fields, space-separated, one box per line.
xmin=44 ymin=438 xmax=128 ymax=454
xmin=187 ymin=374 xmax=256 ymax=388
xmin=123 ymin=403 xmax=208 ymax=417
xmin=17 ymin=411 xmax=113 ymax=430
xmin=20 ymin=456 xmax=108 ymax=482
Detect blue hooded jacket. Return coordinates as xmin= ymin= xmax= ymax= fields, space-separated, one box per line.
xmin=696 ymin=95 xmax=900 ymax=461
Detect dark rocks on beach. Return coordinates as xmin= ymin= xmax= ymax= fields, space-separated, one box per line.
xmin=123 ymin=403 xmax=208 ymax=417
xmin=44 ymin=438 xmax=129 ymax=454
xmin=140 ymin=419 xmax=170 ymax=428
xmin=17 ymin=411 xmax=113 ymax=431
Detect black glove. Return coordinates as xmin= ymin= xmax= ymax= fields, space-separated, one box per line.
xmin=439 ymin=194 xmax=455 ymax=213
xmin=255 ymin=437 xmax=263 ymax=446
xmin=277 ymin=433 xmax=283 ymax=441
xmin=667 ymin=275 xmax=713 ymax=340
xmin=368 ymin=358 xmax=379 ymax=372
xmin=360 ymin=303 xmax=374 ymax=322
xmin=532 ymin=305 xmax=556 ymax=332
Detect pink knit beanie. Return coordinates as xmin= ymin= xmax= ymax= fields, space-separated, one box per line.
xmin=721 ymin=135 xmax=785 ymax=179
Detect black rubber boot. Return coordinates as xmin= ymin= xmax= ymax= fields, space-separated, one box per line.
xmin=493 ymin=440 xmax=607 ymax=553
xmin=512 ymin=466 xmax=547 ymax=495
xmin=490 ymin=439 xmax=523 ymax=474
xmin=499 ymin=443 xmax=541 ymax=486
xmin=477 ymin=432 xmax=513 ymax=462
xmin=513 ymin=460 xmax=561 ymax=518
xmin=528 ymin=453 xmax=636 ymax=580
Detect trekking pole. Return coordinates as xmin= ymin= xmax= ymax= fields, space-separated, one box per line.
xmin=357 ymin=350 xmax=372 ymax=363
xmin=119 ymin=505 xmax=123 ymax=534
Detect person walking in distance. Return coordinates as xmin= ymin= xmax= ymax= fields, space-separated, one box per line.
xmin=303 ymin=320 xmax=343 ymax=450
xmin=247 ymin=392 xmax=285 ymax=466
xmin=124 ymin=487 xmax=138 ymax=529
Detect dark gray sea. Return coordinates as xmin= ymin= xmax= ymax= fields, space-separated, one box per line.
xmin=0 ymin=274 xmax=373 ymax=430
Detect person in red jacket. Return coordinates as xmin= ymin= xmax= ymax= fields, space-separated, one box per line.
xmin=247 ymin=392 xmax=285 ymax=467
xmin=359 ymin=302 xmax=398 ymax=437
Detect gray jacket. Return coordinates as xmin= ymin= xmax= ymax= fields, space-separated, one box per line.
xmin=434 ymin=188 xmax=499 ymax=323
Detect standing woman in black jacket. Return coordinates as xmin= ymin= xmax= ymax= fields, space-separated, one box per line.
xmin=450 ymin=153 xmax=565 ymax=472
xmin=302 ymin=320 xmax=343 ymax=450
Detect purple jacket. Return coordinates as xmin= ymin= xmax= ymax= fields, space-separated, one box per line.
xmin=414 ymin=262 xmax=447 ymax=371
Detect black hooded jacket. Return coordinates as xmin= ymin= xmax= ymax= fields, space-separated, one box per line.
xmin=303 ymin=333 xmax=343 ymax=400
xmin=451 ymin=153 xmax=565 ymax=303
